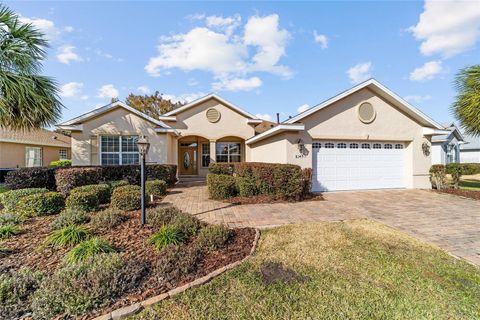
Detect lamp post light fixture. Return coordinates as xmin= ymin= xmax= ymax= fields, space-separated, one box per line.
xmin=137 ymin=135 xmax=150 ymax=226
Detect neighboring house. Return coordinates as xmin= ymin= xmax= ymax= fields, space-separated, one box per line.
xmin=57 ymin=79 xmax=447 ymax=192
xmin=431 ymin=122 xmax=466 ymax=165
xmin=0 ymin=128 xmax=71 ymax=168
xmin=460 ymin=133 xmax=480 ymax=163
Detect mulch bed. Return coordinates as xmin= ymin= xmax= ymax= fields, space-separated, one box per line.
xmin=434 ymin=189 xmax=480 ymax=200
xmin=0 ymin=207 xmax=256 ymax=319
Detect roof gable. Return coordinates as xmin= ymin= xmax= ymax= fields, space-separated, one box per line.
xmin=284 ymin=79 xmax=443 ymax=129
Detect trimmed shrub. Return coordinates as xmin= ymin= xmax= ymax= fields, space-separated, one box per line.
xmin=207 ymin=174 xmax=238 ymax=199
xmin=5 ymin=167 xmax=56 ymax=190
xmin=70 ymin=184 xmax=111 ymax=204
xmin=0 ymin=188 xmax=48 ymax=213
xmin=0 ymin=268 xmax=43 ymax=319
xmin=51 ymin=208 xmax=90 ymax=230
xmin=110 ymin=185 xmax=148 ymax=211
xmin=16 ymin=192 xmax=65 ymax=217
xmin=0 ymin=224 xmax=21 ymax=239
xmin=64 ymin=237 xmax=115 ymax=264
xmin=49 ymin=159 xmax=72 ymax=167
xmin=90 ymin=208 xmax=125 ymax=229
xmin=197 ymin=225 xmax=232 ymax=251
xmin=170 ymin=212 xmax=202 ymax=238
xmin=154 ymin=244 xmax=202 ymax=285
xmin=208 ymin=163 xmax=234 ymax=175
xmin=458 ymin=163 xmax=480 ymax=175
xmin=147 ymin=206 xmax=182 ymax=228
xmin=302 ymin=167 xmax=313 ymax=195
xmin=45 ymin=225 xmax=90 ymax=247
xmin=273 ymin=164 xmax=304 ymax=200
xmin=446 ymin=163 xmax=464 ymax=189
xmin=147 ymin=225 xmax=185 ymax=250
xmin=430 ymin=165 xmax=447 ymax=190
xmin=32 ymin=253 xmax=146 ymax=319
xmin=0 ymin=213 xmax=22 ymax=225
xmin=109 ymin=179 xmax=129 ymax=190
xmin=236 ymin=176 xmax=259 ymax=197
xmin=146 ymin=179 xmax=168 ymax=198
xmin=65 ymin=190 xmax=99 ymax=212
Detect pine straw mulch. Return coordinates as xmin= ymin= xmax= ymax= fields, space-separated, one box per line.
xmin=434 ymin=188 xmax=480 ymax=200
xmin=0 ymin=207 xmax=256 ymax=319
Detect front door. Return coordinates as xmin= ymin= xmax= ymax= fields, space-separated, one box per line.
xmin=179 ymin=147 xmax=197 ymax=175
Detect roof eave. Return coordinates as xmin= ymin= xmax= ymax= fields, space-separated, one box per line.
xmin=246 ymin=124 xmax=305 ymax=145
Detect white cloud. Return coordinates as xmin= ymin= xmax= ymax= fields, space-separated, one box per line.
xmin=95 ymin=49 xmax=123 ymax=62
xmin=59 ymin=82 xmax=83 ymax=98
xmin=297 ymin=104 xmax=310 ymax=113
xmin=162 ymin=92 xmax=206 ymax=103
xmin=409 ymin=0 xmax=480 ymax=57
xmin=80 ymin=95 xmax=89 ymax=101
xmin=347 ymin=62 xmax=372 ymax=84
xmin=313 ymin=31 xmax=328 ymax=49
xmin=212 ymin=77 xmax=262 ymax=92
xmin=255 ymin=113 xmax=273 ymax=121
xmin=409 ymin=60 xmax=443 ymax=81
xmin=404 ymin=94 xmax=432 ymax=103
xmin=97 ymin=84 xmax=119 ymax=99
xmin=137 ymin=86 xmax=151 ymax=94
xmin=18 ymin=16 xmax=60 ymax=40
xmin=64 ymin=26 xmax=74 ymax=32
xmin=56 ymin=45 xmax=82 ymax=64
xmin=145 ymin=13 xmax=291 ymax=89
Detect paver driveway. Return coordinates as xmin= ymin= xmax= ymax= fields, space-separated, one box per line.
xmin=163 ymin=183 xmax=480 ymax=265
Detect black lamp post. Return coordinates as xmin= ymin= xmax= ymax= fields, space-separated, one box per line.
xmin=137 ymin=135 xmax=150 ymax=225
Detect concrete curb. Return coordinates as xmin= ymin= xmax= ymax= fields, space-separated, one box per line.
xmin=92 ymin=228 xmax=261 ymax=320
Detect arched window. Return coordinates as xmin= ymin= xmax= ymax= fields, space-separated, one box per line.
xmin=325 ymin=142 xmax=334 ymax=148
xmin=373 ymin=143 xmax=381 ymax=149
xmin=337 ymin=143 xmax=347 ymax=149
xmin=361 ymin=143 xmax=370 ymax=149
xmin=349 ymin=143 xmax=358 ymax=149
xmin=384 ymin=144 xmax=393 ymax=149
xmin=395 ymin=144 xmax=404 ymax=149
xmin=312 ymin=142 xmax=322 ymax=149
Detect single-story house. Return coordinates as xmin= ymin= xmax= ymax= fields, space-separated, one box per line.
xmin=461 ymin=133 xmax=480 ymax=163
xmin=57 ymin=79 xmax=448 ymax=192
xmin=431 ymin=122 xmax=466 ymax=165
xmin=0 ymin=128 xmax=71 ymax=169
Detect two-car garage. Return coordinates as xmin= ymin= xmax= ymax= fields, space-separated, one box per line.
xmin=312 ymin=141 xmax=406 ymax=192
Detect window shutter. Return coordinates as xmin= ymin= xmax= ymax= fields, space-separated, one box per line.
xmin=90 ymin=136 xmax=99 ymax=165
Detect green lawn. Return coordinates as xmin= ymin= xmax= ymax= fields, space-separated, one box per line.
xmin=459 ymin=178 xmax=480 ymax=191
xmin=132 ymin=220 xmax=480 ymax=320
xmin=0 ymin=185 xmax=9 ymax=194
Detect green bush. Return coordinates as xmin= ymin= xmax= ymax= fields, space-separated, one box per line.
xmin=70 ymin=184 xmax=111 ymax=204
xmin=146 ymin=179 xmax=168 ymax=198
xmin=65 ymin=190 xmax=99 ymax=212
xmin=170 ymin=212 xmax=202 ymax=238
xmin=236 ymin=176 xmax=259 ymax=197
xmin=49 ymin=159 xmax=72 ymax=167
xmin=51 ymin=208 xmax=90 ymax=230
xmin=16 ymin=192 xmax=65 ymax=217
xmin=45 ymin=224 xmax=90 ymax=247
xmin=0 ymin=213 xmax=21 ymax=225
xmin=5 ymin=167 xmax=56 ymax=190
xmin=110 ymin=185 xmax=148 ymax=211
xmin=207 ymin=174 xmax=238 ymax=199
xmin=90 ymin=208 xmax=125 ymax=229
xmin=458 ymin=163 xmax=480 ymax=175
xmin=0 ymin=224 xmax=21 ymax=239
xmin=148 ymin=225 xmax=185 ymax=250
xmin=0 ymin=188 xmax=48 ymax=213
xmin=64 ymin=237 xmax=115 ymax=264
xmin=430 ymin=165 xmax=447 ymax=190
xmin=208 ymin=163 xmax=234 ymax=175
xmin=0 ymin=268 xmax=43 ymax=319
xmin=446 ymin=163 xmax=464 ymax=189
xmin=147 ymin=206 xmax=182 ymax=228
xmin=154 ymin=244 xmax=202 ymax=285
xmin=109 ymin=179 xmax=129 ymax=190
xmin=32 ymin=253 xmax=145 ymax=319
xmin=197 ymin=225 xmax=232 ymax=251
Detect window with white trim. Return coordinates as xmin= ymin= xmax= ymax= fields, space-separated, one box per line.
xmin=361 ymin=143 xmax=371 ymax=149
xmin=325 ymin=142 xmax=334 ymax=148
xmin=202 ymin=143 xmax=210 ymax=167
xmin=59 ymin=149 xmax=68 ymax=160
xmin=337 ymin=143 xmax=347 ymax=149
xmin=395 ymin=144 xmax=404 ymax=149
xmin=312 ymin=142 xmax=321 ymax=149
xmin=216 ymin=142 xmax=241 ymax=163
xmin=384 ymin=144 xmax=393 ymax=149
xmin=25 ymin=147 xmax=42 ymax=167
xmin=100 ymin=136 xmax=139 ymax=165
xmin=349 ymin=143 xmax=358 ymax=149
xmin=373 ymin=143 xmax=381 ymax=149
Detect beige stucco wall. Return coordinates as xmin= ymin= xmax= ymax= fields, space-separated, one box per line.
xmin=71 ymin=108 xmax=175 ymax=166
xmin=0 ymin=142 xmax=70 ymax=168
xmin=249 ymin=88 xmax=433 ymax=189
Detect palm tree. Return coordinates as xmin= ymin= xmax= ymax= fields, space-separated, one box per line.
xmin=0 ymin=4 xmax=62 ymax=130
xmin=451 ymin=65 xmax=480 ymax=136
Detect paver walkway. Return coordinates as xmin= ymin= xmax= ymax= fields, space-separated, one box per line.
xmin=163 ymin=183 xmax=480 ymax=265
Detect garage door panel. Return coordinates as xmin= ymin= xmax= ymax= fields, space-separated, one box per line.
xmin=312 ymin=141 xmax=406 ymax=192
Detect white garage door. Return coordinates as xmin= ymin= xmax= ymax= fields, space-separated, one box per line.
xmin=312 ymin=141 xmax=406 ymax=192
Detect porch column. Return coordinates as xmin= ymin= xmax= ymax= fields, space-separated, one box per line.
xmin=210 ymin=140 xmax=216 ymax=164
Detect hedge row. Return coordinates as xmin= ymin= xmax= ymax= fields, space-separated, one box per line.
xmin=5 ymin=164 xmax=177 ymax=195
xmin=207 ymin=162 xmax=311 ymax=200
xmin=450 ymin=163 xmax=480 ymax=175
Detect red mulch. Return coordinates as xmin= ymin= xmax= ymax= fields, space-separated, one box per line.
xmin=223 ymin=193 xmax=324 ymax=205
xmin=435 ymin=189 xmax=480 ymax=200
xmin=0 ymin=208 xmax=256 ymax=319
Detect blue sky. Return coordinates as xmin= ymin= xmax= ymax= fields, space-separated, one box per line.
xmin=7 ymin=1 xmax=480 ymax=125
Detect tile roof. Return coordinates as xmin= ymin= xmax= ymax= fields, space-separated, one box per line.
xmin=0 ymin=128 xmax=71 ymax=148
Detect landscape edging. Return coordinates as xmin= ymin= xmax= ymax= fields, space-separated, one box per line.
xmin=92 ymin=228 xmax=261 ymax=320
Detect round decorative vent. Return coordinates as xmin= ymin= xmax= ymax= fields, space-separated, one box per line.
xmin=206 ymin=108 xmax=221 ymax=123
xmin=357 ymin=102 xmax=376 ymax=123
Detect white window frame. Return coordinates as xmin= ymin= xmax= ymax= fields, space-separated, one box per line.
xmin=59 ymin=149 xmax=68 ymax=160
xmin=100 ymin=135 xmax=139 ymax=165
xmin=215 ymin=142 xmax=241 ymax=163
xmin=25 ymin=147 xmax=42 ymax=167
xmin=201 ymin=143 xmax=210 ymax=167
